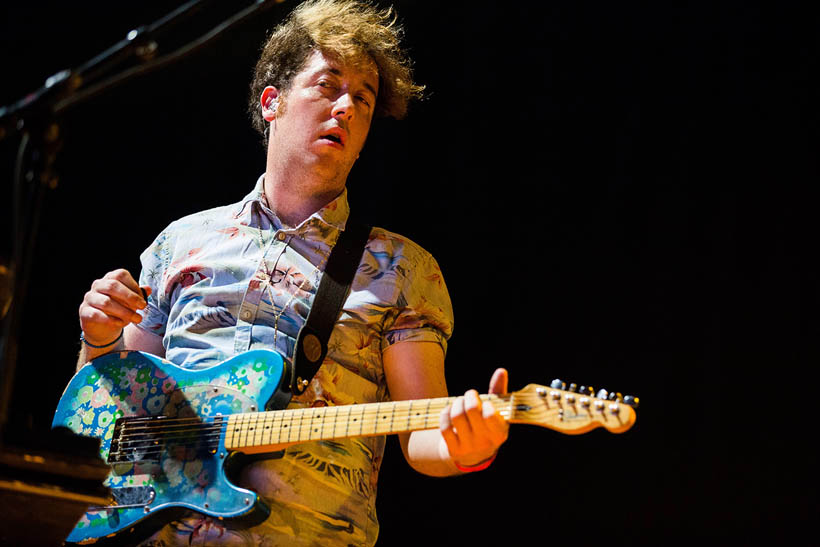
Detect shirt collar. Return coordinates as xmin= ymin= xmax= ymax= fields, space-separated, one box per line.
xmin=232 ymin=174 xmax=350 ymax=232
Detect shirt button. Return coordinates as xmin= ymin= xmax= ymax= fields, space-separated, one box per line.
xmin=241 ymin=310 xmax=252 ymax=320
xmin=276 ymin=232 xmax=286 ymax=241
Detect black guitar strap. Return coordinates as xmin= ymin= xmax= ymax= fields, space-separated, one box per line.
xmin=290 ymin=218 xmax=371 ymax=395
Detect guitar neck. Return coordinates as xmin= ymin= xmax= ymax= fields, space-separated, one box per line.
xmin=224 ymin=384 xmax=638 ymax=452
xmin=224 ymin=394 xmax=509 ymax=451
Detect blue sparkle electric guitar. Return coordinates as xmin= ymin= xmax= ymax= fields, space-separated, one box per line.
xmin=52 ymin=349 xmax=638 ymax=545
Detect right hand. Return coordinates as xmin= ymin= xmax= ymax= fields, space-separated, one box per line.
xmin=79 ymin=269 xmax=150 ymax=346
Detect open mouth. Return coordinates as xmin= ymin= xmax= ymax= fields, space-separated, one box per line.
xmin=319 ymin=128 xmax=346 ymax=147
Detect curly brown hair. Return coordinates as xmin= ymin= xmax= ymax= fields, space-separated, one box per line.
xmin=248 ymin=0 xmax=424 ymax=141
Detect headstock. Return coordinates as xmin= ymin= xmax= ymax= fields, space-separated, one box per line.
xmin=507 ymin=379 xmax=638 ymax=435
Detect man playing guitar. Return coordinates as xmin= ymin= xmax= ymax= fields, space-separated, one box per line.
xmin=76 ymin=1 xmax=509 ymax=544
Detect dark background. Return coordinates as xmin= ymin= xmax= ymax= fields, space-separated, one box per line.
xmin=1 ymin=1 xmax=817 ymax=544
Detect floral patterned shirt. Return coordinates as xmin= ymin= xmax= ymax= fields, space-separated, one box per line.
xmin=135 ymin=175 xmax=454 ymax=546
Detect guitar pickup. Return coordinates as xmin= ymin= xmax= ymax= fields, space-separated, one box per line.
xmin=107 ymin=415 xmax=223 ymax=464
xmin=107 ymin=416 xmax=165 ymax=464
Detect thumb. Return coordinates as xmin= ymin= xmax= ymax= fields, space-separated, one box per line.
xmin=489 ymin=368 xmax=508 ymax=395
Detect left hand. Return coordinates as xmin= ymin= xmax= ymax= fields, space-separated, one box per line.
xmin=440 ymin=368 xmax=509 ymax=468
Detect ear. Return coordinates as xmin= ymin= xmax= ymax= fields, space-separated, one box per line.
xmin=260 ymin=86 xmax=280 ymax=122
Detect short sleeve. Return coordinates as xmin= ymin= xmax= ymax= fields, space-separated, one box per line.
xmin=381 ymin=246 xmax=454 ymax=355
xmin=135 ymin=229 xmax=174 ymax=337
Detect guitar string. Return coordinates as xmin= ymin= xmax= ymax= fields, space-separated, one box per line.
xmin=112 ymin=409 xmax=518 ymax=445
xmin=108 ymin=406 xmax=527 ymax=452
xmin=109 ymin=395 xmax=629 ymax=449
xmin=106 ymin=397 xmax=623 ymax=455
xmin=107 ymin=395 xmax=575 ymax=447
xmin=112 ymin=408 xmax=518 ymax=441
xmin=111 ymin=411 xmax=519 ymax=449
xmin=109 ymin=395 xmax=518 ymax=440
xmin=110 ymin=411 xmax=522 ymax=455
xmin=109 ymin=394 xmax=516 ymax=430
xmin=105 ymin=390 xmax=614 ymax=435
xmin=108 ymin=402 xmax=520 ymax=442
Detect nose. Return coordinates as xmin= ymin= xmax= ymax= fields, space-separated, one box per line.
xmin=331 ymin=93 xmax=355 ymax=121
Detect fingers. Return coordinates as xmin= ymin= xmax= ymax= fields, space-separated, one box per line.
xmin=440 ymin=387 xmax=509 ymax=465
xmin=100 ymin=269 xmax=146 ymax=310
xmin=489 ymin=368 xmax=508 ymax=395
xmin=84 ymin=290 xmax=143 ymax=325
xmin=439 ymin=404 xmax=460 ymax=454
xmin=79 ymin=269 xmax=150 ymax=342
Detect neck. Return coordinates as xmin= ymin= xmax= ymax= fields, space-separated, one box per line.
xmin=263 ymin=170 xmax=345 ymax=228
xmin=264 ymin=145 xmax=348 ymax=227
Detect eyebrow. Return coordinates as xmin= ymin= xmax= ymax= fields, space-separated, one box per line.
xmin=327 ymin=67 xmax=378 ymax=99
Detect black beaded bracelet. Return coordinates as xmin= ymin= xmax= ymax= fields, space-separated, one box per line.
xmin=80 ymin=330 xmax=123 ymax=348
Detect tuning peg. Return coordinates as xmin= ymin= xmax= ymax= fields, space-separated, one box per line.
xmin=550 ymin=379 xmax=566 ymax=390
xmin=579 ymin=385 xmax=594 ymax=396
xmin=596 ymin=388 xmax=608 ymax=400
xmin=568 ymin=383 xmax=578 ymax=392
xmin=623 ymin=395 xmax=640 ymax=408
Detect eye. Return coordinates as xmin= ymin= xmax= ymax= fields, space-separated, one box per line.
xmin=356 ymin=95 xmax=371 ymax=107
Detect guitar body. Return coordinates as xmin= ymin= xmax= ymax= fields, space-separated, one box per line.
xmin=52 ymin=349 xmax=291 ymax=545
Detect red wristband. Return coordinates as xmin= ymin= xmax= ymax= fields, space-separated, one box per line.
xmin=454 ymin=453 xmax=496 ymax=473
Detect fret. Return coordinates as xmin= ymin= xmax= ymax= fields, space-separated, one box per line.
xmin=329 ymin=406 xmax=339 ymax=439
xmin=243 ymin=413 xmax=253 ymax=447
xmin=350 ymin=404 xmax=365 ymax=436
xmin=237 ymin=413 xmax=249 ymax=448
xmin=283 ymin=408 xmax=294 ymax=444
xmin=364 ymin=403 xmax=380 ymax=435
xmin=240 ymin=414 xmax=251 ymax=447
xmin=390 ymin=400 xmax=412 ymax=434
xmin=290 ymin=408 xmax=302 ymax=442
xmin=259 ymin=411 xmax=271 ymax=446
xmin=225 ymin=416 xmax=235 ymax=447
xmin=404 ymin=400 xmax=412 ymax=431
xmin=263 ymin=412 xmax=274 ymax=445
xmin=323 ymin=406 xmax=337 ymax=439
xmin=278 ymin=409 xmax=289 ymax=444
xmin=321 ymin=407 xmax=333 ymax=439
xmin=268 ymin=409 xmax=279 ymax=444
xmin=298 ymin=409 xmax=308 ymax=441
xmin=308 ymin=407 xmax=324 ymax=440
xmin=251 ymin=413 xmax=262 ymax=447
xmin=407 ymin=400 xmax=426 ymax=431
xmin=374 ymin=402 xmax=389 ymax=435
xmin=341 ymin=405 xmax=352 ymax=439
xmin=299 ymin=409 xmax=313 ymax=441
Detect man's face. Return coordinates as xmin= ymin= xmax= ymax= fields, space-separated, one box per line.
xmin=264 ymin=49 xmax=379 ymax=190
